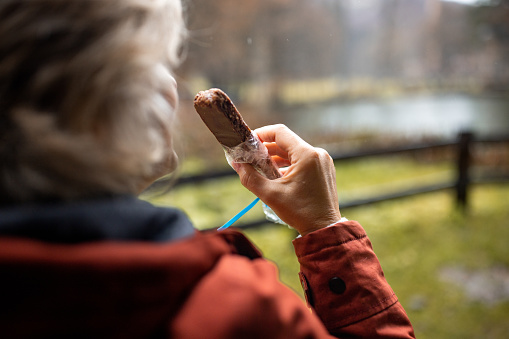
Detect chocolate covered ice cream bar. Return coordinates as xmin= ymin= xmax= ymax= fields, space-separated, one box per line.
xmin=193 ymin=88 xmax=281 ymax=180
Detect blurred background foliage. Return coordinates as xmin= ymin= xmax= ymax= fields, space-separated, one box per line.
xmin=147 ymin=0 xmax=509 ymax=338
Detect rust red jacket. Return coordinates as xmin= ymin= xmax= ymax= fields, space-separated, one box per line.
xmin=0 ymin=197 xmax=414 ymax=338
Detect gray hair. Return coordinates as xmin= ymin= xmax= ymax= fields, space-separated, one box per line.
xmin=0 ymin=0 xmax=186 ymax=203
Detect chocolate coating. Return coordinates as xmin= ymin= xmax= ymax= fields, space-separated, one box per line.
xmin=194 ymin=88 xmax=282 ymax=180
xmin=193 ymin=89 xmax=251 ymax=148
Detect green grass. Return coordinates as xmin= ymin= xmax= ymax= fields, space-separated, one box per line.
xmin=242 ymin=184 xmax=509 ymax=339
xmin=349 ymin=184 xmax=509 ymax=338
xmin=145 ymin=156 xmax=509 ymax=339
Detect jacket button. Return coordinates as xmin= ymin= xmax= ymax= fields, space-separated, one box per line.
xmin=328 ymin=277 xmax=346 ymax=294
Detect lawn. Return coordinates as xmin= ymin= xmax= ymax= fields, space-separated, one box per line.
xmin=146 ymin=155 xmax=509 ymax=339
xmin=243 ymin=183 xmax=509 ymax=339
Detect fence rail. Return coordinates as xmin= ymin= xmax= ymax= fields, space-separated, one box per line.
xmin=149 ymin=131 xmax=509 ymax=230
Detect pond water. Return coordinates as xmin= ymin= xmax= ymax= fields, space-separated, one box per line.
xmin=284 ymin=93 xmax=509 ymax=139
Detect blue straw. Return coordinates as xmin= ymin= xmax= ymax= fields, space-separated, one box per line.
xmin=217 ymin=197 xmax=260 ymax=231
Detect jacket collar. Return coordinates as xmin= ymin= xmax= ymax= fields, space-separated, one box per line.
xmin=0 ymin=195 xmax=195 ymax=243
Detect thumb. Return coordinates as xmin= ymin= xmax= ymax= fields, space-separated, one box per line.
xmin=234 ymin=163 xmax=270 ymax=197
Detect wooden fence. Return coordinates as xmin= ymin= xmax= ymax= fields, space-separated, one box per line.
xmin=149 ymin=131 xmax=509 ymax=230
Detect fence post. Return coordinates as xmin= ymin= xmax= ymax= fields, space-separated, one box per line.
xmin=456 ymin=131 xmax=473 ymax=211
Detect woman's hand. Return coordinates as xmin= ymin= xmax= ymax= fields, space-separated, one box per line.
xmin=233 ymin=124 xmax=341 ymax=236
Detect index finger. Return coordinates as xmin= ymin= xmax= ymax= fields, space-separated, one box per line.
xmin=254 ymin=124 xmax=313 ymax=157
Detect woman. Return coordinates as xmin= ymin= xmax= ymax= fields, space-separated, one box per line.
xmin=0 ymin=0 xmax=415 ymax=338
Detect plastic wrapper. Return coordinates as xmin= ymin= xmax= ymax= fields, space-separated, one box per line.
xmin=223 ymin=133 xmax=286 ymax=225
xmin=223 ymin=133 xmax=280 ymax=180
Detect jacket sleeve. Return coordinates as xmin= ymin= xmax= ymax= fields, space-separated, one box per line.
xmin=170 ymin=254 xmax=335 ymax=339
xmin=293 ymin=221 xmax=415 ymax=338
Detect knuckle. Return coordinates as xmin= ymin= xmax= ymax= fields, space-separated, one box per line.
xmin=273 ymin=123 xmax=288 ymax=132
xmin=305 ymin=148 xmax=333 ymax=168
xmin=309 ymin=147 xmax=329 ymax=159
xmin=315 ymin=147 xmax=332 ymax=160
